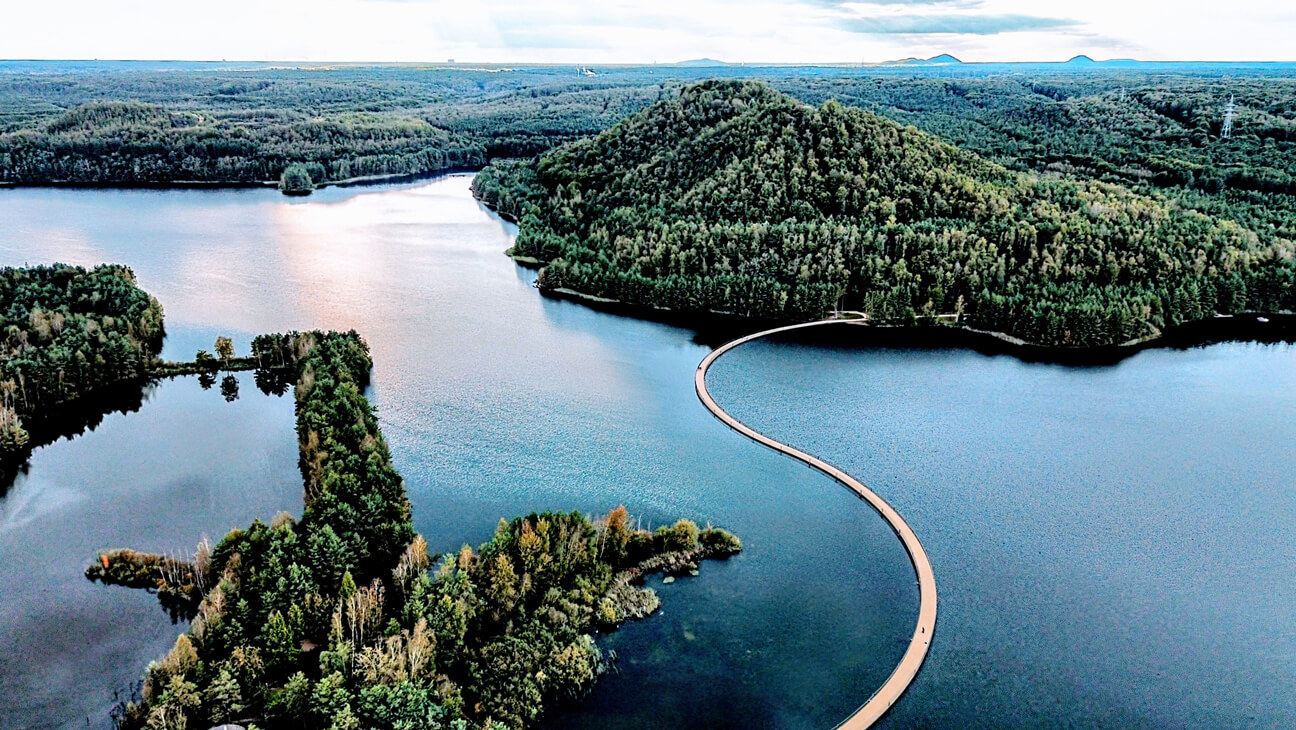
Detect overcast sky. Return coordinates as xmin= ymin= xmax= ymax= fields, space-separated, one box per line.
xmin=7 ymin=0 xmax=1294 ymax=64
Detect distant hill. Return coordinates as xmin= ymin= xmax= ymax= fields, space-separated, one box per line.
xmin=883 ymin=54 xmax=964 ymax=66
xmin=1067 ymin=55 xmax=1097 ymax=64
xmin=672 ymin=58 xmax=730 ymax=67
xmin=473 ymin=80 xmax=1295 ymax=346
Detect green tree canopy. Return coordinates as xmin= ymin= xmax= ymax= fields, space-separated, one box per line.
xmin=475 ymin=80 xmax=1296 ymax=347
xmin=279 ymin=163 xmax=316 ymax=194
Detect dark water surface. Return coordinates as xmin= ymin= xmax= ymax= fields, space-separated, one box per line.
xmin=708 ymin=328 xmax=1296 ymax=728
xmin=0 ymin=177 xmax=913 ymax=729
xmin=0 ymin=372 xmax=300 ymax=728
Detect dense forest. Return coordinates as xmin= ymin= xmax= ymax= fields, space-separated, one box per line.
xmin=0 ymin=264 xmax=163 ymax=454
xmin=3 ymin=61 xmax=1295 ymax=215
xmin=92 ymin=329 xmax=742 ymax=729
xmin=0 ymin=64 xmax=640 ymax=185
xmin=474 ymin=81 xmax=1296 ymax=347
xmin=0 ymin=100 xmax=485 ymax=185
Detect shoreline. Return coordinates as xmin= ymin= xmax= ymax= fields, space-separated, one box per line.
xmin=0 ymin=358 xmax=290 ymax=478
xmin=793 ymin=313 xmax=1296 ymax=365
xmin=0 ymin=164 xmax=485 ymax=193
xmin=694 ymin=319 xmax=937 ymax=729
xmin=473 ymin=184 xmax=1296 ymax=365
xmin=535 ymin=281 xmax=1296 ymax=365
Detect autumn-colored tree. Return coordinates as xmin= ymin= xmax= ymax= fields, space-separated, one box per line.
xmin=214 ymin=336 xmax=234 ymax=361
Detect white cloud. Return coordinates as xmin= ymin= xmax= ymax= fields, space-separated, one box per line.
xmin=4 ymin=0 xmax=1292 ymax=62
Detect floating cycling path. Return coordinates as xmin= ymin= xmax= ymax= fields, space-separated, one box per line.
xmin=694 ymin=319 xmax=937 ymax=729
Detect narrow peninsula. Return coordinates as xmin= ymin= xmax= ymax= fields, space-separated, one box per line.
xmin=83 ymin=332 xmax=740 ymax=730
xmin=0 ymin=267 xmax=741 ymax=729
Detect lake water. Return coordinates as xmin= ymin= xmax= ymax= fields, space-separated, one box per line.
xmin=0 ymin=371 xmax=301 ymax=728
xmin=0 ymin=175 xmax=1292 ymax=729
xmin=708 ymin=329 xmax=1296 ymax=729
xmin=0 ymin=176 xmax=914 ymax=730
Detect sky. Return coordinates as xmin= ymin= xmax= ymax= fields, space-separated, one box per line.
xmin=6 ymin=0 xmax=1294 ymax=64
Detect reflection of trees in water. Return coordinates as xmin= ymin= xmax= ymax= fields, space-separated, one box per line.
xmin=254 ymin=367 xmax=294 ymax=397
xmin=219 ymin=375 xmax=239 ymax=402
xmin=0 ymin=367 xmax=292 ymax=497
xmin=108 ymin=680 xmax=144 ymax=730
xmin=0 ymin=378 xmax=154 ymax=496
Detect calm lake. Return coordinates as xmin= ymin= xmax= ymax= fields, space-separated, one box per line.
xmin=0 ymin=175 xmax=1292 ymax=728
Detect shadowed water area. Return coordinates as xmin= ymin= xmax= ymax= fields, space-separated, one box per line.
xmin=0 ymin=177 xmax=913 ymax=729
xmin=707 ymin=328 xmax=1296 ymax=728
xmin=0 ymin=372 xmax=300 ymax=727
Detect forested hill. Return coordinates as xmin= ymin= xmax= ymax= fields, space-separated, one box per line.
xmin=474 ymin=80 xmax=1296 ymax=347
xmin=4 ymin=64 xmax=1295 ymax=210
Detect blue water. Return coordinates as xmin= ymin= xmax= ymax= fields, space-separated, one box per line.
xmin=0 ymin=372 xmax=300 ymax=728
xmin=2 ymin=176 xmax=1293 ymax=728
xmin=0 ymin=177 xmax=912 ymax=729
xmin=708 ymin=329 xmax=1296 ymax=728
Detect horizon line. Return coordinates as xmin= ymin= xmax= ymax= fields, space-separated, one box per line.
xmin=3 ymin=57 xmax=1296 ymax=67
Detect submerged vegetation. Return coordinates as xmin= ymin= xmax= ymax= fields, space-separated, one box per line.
xmin=89 ymin=329 xmax=740 ymax=729
xmin=0 ymin=264 xmax=163 ymax=456
xmin=475 ymin=81 xmax=1296 ymax=347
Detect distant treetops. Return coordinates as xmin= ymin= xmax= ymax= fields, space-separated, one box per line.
xmin=0 ymin=99 xmax=487 ymax=187
xmin=474 ymin=80 xmax=1295 ymax=347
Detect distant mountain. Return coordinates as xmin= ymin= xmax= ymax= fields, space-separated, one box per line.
xmin=672 ymin=58 xmax=730 ymax=67
xmin=882 ymin=54 xmax=964 ymax=66
xmin=1067 ymin=55 xmax=1097 ymax=64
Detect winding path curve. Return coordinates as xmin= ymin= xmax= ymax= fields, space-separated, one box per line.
xmin=694 ymin=319 xmax=938 ymax=729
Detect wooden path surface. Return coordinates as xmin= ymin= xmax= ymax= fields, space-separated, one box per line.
xmin=694 ymin=319 xmax=937 ymax=729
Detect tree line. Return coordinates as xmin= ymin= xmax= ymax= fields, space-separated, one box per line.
xmin=3 ymin=65 xmax=1295 ymax=232
xmin=0 ymin=101 xmax=486 ymax=185
xmin=474 ymin=80 xmax=1296 ymax=347
xmin=0 ymin=264 xmax=163 ymax=455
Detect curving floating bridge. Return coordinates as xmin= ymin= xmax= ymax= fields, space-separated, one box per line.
xmin=694 ymin=319 xmax=938 ymax=729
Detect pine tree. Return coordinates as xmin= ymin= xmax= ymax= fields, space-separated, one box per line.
xmin=203 ymin=667 xmax=243 ymax=725
xmin=263 ymin=611 xmax=299 ymax=679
